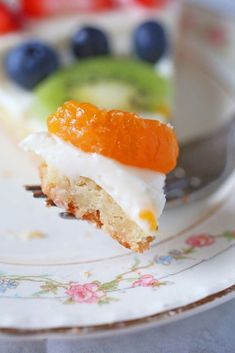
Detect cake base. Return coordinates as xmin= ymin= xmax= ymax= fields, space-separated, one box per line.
xmin=40 ymin=163 xmax=154 ymax=252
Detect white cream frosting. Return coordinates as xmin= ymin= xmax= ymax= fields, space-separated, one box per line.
xmin=20 ymin=132 xmax=166 ymax=235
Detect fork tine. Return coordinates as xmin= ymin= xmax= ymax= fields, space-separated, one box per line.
xmin=24 ymin=185 xmax=42 ymax=191
xmin=24 ymin=184 xmax=46 ymax=198
xmin=24 ymin=185 xmax=77 ymax=219
xmin=32 ymin=190 xmax=46 ymax=198
xmin=59 ymin=212 xmax=76 ymax=219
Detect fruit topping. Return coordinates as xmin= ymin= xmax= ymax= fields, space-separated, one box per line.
xmin=134 ymin=0 xmax=167 ymax=7
xmin=21 ymin=0 xmax=115 ymax=17
xmin=71 ymin=26 xmax=110 ymax=59
xmin=34 ymin=58 xmax=170 ymax=120
xmin=47 ymin=101 xmax=178 ymax=173
xmin=134 ymin=21 xmax=167 ymax=63
xmin=5 ymin=41 xmax=59 ymax=89
xmin=0 ymin=3 xmax=20 ymax=35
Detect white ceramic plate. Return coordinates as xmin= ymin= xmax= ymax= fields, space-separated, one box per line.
xmin=1 ymin=121 xmax=235 ymax=339
xmin=1 ymin=30 xmax=235 ymax=337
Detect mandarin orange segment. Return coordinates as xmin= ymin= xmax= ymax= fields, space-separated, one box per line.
xmin=47 ymin=101 xmax=179 ymax=173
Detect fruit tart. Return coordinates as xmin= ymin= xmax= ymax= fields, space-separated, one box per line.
xmin=21 ymin=101 xmax=178 ymax=252
xmin=0 ymin=1 xmax=174 ymax=140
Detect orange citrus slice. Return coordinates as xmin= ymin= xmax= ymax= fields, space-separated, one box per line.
xmin=48 ymin=101 xmax=179 ymax=173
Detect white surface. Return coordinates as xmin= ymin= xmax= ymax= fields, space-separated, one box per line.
xmin=173 ymin=50 xmax=235 ymax=142
xmin=173 ymin=1 xmax=235 ymax=143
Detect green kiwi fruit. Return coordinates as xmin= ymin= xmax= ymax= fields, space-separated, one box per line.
xmin=33 ymin=57 xmax=170 ymax=121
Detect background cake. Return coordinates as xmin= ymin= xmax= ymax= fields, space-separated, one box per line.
xmin=0 ymin=0 xmax=179 ymax=138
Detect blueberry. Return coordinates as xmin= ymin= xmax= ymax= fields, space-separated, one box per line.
xmin=72 ymin=26 xmax=110 ymax=59
xmin=5 ymin=41 xmax=59 ymax=89
xmin=134 ymin=21 xmax=167 ymax=63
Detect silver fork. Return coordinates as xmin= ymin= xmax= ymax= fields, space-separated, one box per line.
xmin=165 ymin=114 xmax=235 ymax=206
xmin=24 ymin=185 xmax=76 ymax=219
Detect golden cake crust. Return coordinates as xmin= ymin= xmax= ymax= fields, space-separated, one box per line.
xmin=39 ymin=162 xmax=154 ymax=252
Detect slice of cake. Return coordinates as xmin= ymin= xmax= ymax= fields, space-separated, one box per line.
xmin=0 ymin=2 xmax=175 ymax=140
xmin=21 ymin=101 xmax=178 ymax=252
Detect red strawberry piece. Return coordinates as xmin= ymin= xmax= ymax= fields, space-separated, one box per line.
xmin=0 ymin=3 xmax=20 ymax=34
xmin=134 ymin=0 xmax=167 ymax=8
xmin=21 ymin=0 xmax=115 ymax=18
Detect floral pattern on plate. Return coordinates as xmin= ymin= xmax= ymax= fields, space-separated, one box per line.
xmin=1 ymin=230 xmax=235 ymax=305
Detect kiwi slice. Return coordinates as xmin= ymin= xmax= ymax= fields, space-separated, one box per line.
xmin=33 ymin=57 xmax=170 ymax=121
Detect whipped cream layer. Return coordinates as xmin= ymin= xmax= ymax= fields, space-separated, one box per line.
xmin=21 ymin=133 xmax=166 ymax=235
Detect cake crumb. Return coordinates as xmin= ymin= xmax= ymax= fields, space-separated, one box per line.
xmin=1 ymin=170 xmax=13 ymax=178
xmin=19 ymin=230 xmax=46 ymax=240
xmin=83 ymin=271 xmax=92 ymax=278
